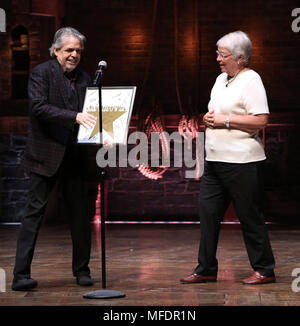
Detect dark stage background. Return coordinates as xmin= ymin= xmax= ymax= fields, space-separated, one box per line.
xmin=0 ymin=0 xmax=299 ymax=224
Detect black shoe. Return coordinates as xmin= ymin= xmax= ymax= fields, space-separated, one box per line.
xmin=76 ymin=275 xmax=94 ymax=286
xmin=11 ymin=278 xmax=38 ymax=291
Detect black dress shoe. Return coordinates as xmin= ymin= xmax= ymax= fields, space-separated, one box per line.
xmin=11 ymin=278 xmax=38 ymax=291
xmin=76 ymin=275 xmax=94 ymax=286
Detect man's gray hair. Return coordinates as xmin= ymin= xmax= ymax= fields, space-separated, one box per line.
xmin=49 ymin=27 xmax=86 ymax=57
xmin=216 ymin=31 xmax=252 ymax=65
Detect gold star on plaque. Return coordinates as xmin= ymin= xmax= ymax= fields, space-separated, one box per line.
xmin=87 ymin=108 xmax=126 ymax=140
xmin=102 ymin=110 xmax=126 ymax=139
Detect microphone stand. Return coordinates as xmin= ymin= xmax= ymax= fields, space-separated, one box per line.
xmin=83 ymin=67 xmax=125 ymax=299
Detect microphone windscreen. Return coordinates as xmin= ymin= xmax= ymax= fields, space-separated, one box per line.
xmin=98 ymin=60 xmax=107 ymax=69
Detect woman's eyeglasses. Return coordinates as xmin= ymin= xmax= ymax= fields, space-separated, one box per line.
xmin=216 ymin=50 xmax=232 ymax=59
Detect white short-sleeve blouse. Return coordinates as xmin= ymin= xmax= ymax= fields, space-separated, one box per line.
xmin=205 ymin=69 xmax=269 ymax=163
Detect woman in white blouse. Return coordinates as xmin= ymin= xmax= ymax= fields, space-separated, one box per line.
xmin=181 ymin=31 xmax=276 ymax=285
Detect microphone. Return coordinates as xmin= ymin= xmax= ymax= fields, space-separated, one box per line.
xmin=93 ymin=60 xmax=107 ymax=86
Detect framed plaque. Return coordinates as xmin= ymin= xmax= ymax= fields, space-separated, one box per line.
xmin=77 ymin=86 xmax=136 ymax=145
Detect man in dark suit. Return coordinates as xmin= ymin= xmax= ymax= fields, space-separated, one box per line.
xmin=12 ymin=27 xmax=97 ymax=291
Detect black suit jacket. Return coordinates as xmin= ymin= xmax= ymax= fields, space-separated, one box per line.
xmin=22 ymin=59 xmax=91 ymax=177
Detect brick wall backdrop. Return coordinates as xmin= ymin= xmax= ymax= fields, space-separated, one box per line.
xmin=64 ymin=0 xmax=300 ymax=115
xmin=0 ymin=115 xmax=299 ymax=223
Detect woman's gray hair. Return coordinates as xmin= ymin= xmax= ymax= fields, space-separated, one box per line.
xmin=216 ymin=31 xmax=252 ymax=65
xmin=49 ymin=27 xmax=86 ymax=57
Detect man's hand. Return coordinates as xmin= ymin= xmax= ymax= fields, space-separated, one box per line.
xmin=76 ymin=112 xmax=97 ymax=129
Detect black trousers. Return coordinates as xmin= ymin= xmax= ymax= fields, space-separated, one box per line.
xmin=194 ymin=160 xmax=275 ymax=277
xmin=13 ymin=145 xmax=91 ymax=280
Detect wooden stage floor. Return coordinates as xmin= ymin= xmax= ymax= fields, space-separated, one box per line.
xmin=0 ymin=222 xmax=300 ymax=307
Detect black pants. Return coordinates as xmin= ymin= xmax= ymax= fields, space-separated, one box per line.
xmin=194 ymin=161 xmax=275 ymax=277
xmin=13 ymin=147 xmax=91 ymax=280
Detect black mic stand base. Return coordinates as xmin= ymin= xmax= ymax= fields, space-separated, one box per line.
xmin=83 ymin=290 xmax=126 ymax=299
